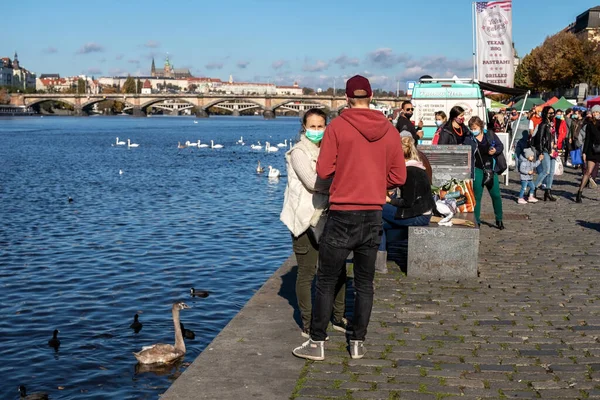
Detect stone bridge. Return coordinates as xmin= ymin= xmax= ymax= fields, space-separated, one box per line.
xmin=10 ymin=93 xmax=407 ymax=118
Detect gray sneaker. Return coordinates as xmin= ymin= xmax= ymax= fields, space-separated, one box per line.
xmin=349 ymin=340 xmax=366 ymax=359
xmin=293 ymin=339 xmax=325 ymax=361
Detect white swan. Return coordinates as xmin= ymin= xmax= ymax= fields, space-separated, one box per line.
xmin=127 ymin=139 xmax=139 ymax=148
xmin=116 ymin=137 xmax=126 ymax=146
xmin=250 ymin=141 xmax=262 ymax=150
xmin=277 ymin=139 xmax=287 ymax=148
xmin=193 ymin=120 xmax=198 ymax=124
xmin=265 ymin=142 xmax=279 ymax=153
xmin=237 ymin=136 xmax=244 ymax=144
xmin=211 ymin=140 xmax=223 ymax=149
xmin=178 ymin=141 xmax=187 ymax=149
xmin=186 ymin=140 xmax=198 ymax=147
xmin=256 ymin=161 xmax=264 ymax=174
xmin=268 ymin=165 xmax=281 ymax=178
xmin=198 ymin=140 xmax=209 ymax=148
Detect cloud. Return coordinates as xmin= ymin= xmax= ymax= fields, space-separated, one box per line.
xmin=272 ymin=60 xmax=288 ymax=70
xmin=236 ymin=61 xmax=250 ymax=69
xmin=205 ymin=62 xmax=223 ymax=70
xmin=143 ymin=40 xmax=160 ymax=48
xmin=302 ymin=60 xmax=329 ymax=72
xmin=76 ymin=42 xmax=104 ymax=54
xmin=367 ymin=48 xmax=410 ymax=68
xmin=86 ymin=67 xmax=102 ymax=75
xmin=397 ymin=56 xmax=473 ymax=83
xmin=128 ymin=59 xmax=140 ymax=64
xmin=333 ymin=55 xmax=360 ymax=69
xmin=116 ymin=54 xmax=124 ymax=60
xmin=109 ymin=68 xmax=128 ymax=76
xmin=42 ymin=46 xmax=58 ymax=54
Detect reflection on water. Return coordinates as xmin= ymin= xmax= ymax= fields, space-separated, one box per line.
xmin=0 ymin=116 xmax=296 ymax=399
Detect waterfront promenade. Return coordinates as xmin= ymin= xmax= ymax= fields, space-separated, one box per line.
xmin=163 ymin=168 xmax=600 ymax=399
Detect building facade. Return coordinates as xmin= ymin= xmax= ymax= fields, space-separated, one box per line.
xmin=1 ymin=52 xmax=36 ymax=90
xmin=567 ymin=6 xmax=600 ymax=43
xmin=151 ymin=55 xmax=192 ymax=79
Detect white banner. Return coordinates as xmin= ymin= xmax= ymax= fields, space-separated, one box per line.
xmin=475 ymin=1 xmax=514 ymax=87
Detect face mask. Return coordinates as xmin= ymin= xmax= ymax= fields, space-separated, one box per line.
xmin=455 ymin=117 xmax=465 ymax=124
xmin=435 ymin=120 xmax=443 ymax=127
xmin=471 ymin=129 xmax=481 ymax=136
xmin=556 ymin=115 xmax=563 ymax=120
xmin=404 ymin=111 xmax=413 ymax=119
xmin=305 ymin=129 xmax=325 ymax=143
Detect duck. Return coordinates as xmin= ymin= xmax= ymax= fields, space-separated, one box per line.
xmin=130 ymin=314 xmax=143 ymax=332
xmin=268 ymin=165 xmax=281 ymax=178
xmin=127 ymin=139 xmax=139 ymax=148
xmin=250 ymin=141 xmax=262 ymax=150
xmin=198 ymin=140 xmax=209 ymax=148
xmin=116 ymin=137 xmax=126 ymax=146
xmin=133 ymin=302 xmax=190 ymax=364
xmin=211 ymin=140 xmax=223 ymax=149
xmin=190 ymin=288 xmax=210 ymax=298
xmin=18 ymin=385 xmax=48 ymax=400
xmin=180 ymin=323 xmax=195 ymax=340
xmin=256 ymin=161 xmax=264 ymax=174
xmin=265 ymin=142 xmax=279 ymax=153
xmin=186 ymin=140 xmax=198 ymax=147
xmin=277 ymin=139 xmax=287 ymax=148
xmin=67 ymin=197 xmax=73 ymax=203
xmin=177 ymin=141 xmax=187 ymax=149
xmin=48 ymin=329 xmax=60 ymax=350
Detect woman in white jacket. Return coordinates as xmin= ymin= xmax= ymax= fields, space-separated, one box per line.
xmin=280 ymin=108 xmax=350 ymax=338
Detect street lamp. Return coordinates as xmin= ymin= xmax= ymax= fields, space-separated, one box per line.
xmin=333 ymin=78 xmax=336 ymax=97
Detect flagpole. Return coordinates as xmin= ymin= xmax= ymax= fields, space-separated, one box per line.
xmin=472 ymin=2 xmax=477 ymax=81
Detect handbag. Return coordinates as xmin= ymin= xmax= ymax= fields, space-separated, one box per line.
xmin=554 ymin=156 xmax=564 ymax=176
xmin=308 ymin=210 xmax=328 ymax=243
xmin=435 ymin=178 xmax=476 ymax=213
xmin=570 ymin=148 xmax=583 ymax=166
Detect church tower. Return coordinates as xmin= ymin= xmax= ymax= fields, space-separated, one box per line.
xmin=151 ymin=57 xmax=156 ymax=76
xmin=13 ymin=51 xmax=19 ymax=69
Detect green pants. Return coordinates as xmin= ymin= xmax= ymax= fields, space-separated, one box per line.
xmin=293 ymin=231 xmax=346 ymax=331
xmin=473 ymin=167 xmax=503 ymax=224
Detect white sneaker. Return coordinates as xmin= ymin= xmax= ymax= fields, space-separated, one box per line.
xmin=293 ymin=339 xmax=325 ymax=361
xmin=527 ymin=196 xmax=539 ymax=203
xmin=590 ymin=179 xmax=598 ymax=189
xmin=349 ymin=340 xmax=366 ymax=359
xmin=517 ymin=198 xmax=527 ymax=205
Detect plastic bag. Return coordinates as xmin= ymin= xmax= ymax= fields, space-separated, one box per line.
xmin=554 ymin=156 xmax=564 ymax=176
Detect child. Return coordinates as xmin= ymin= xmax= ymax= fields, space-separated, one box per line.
xmin=518 ymin=148 xmax=543 ymax=204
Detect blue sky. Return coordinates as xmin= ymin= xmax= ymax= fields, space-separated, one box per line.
xmin=2 ymin=0 xmax=597 ymax=90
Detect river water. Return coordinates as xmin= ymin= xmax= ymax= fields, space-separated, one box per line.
xmin=0 ymin=115 xmax=298 ymax=399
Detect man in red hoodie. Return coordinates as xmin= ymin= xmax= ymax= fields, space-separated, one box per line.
xmin=293 ymin=75 xmax=407 ymax=361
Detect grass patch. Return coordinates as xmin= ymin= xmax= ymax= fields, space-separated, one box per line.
xmin=290 ymin=362 xmax=311 ymax=399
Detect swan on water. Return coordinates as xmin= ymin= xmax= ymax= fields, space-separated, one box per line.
xmin=133 ymin=302 xmax=190 ymax=364
xmin=193 ymin=120 xmax=198 ymax=124
xmin=268 ymin=165 xmax=281 ymax=178
xmin=18 ymin=385 xmax=48 ymax=400
xmin=119 ymin=169 xmax=124 ymax=175
xmin=237 ymin=136 xmax=244 ymax=144
xmin=130 ymin=314 xmax=143 ymax=332
xmin=198 ymin=140 xmax=209 ymax=148
xmin=265 ymin=142 xmax=279 ymax=152
xmin=256 ymin=161 xmax=264 ymax=174
xmin=127 ymin=139 xmax=139 ymax=148
xmin=190 ymin=288 xmax=210 ymax=298
xmin=211 ymin=140 xmax=223 ymax=149
xmin=116 ymin=137 xmax=126 ymax=146
xmin=277 ymin=139 xmax=287 ymax=148
xmin=177 ymin=141 xmax=187 ymax=149
xmin=48 ymin=329 xmax=60 ymax=350
xmin=250 ymin=141 xmax=262 ymax=150
xmin=186 ymin=140 xmax=198 ymax=147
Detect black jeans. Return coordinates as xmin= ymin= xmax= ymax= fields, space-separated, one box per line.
xmin=310 ymin=210 xmax=383 ymax=342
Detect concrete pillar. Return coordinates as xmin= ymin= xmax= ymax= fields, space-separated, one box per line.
xmin=73 ymin=107 xmax=88 ymax=116
xmin=263 ymin=109 xmax=275 ymax=120
xmin=298 ymin=110 xmax=305 ymax=119
xmin=171 ymin=108 xmax=179 ymax=116
xmin=132 ymin=107 xmax=145 ymax=117
xmin=195 ymin=109 xmax=209 ymax=118
xmin=232 ymin=109 xmax=240 ymax=117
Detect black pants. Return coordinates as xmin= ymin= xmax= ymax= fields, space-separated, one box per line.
xmin=310 ymin=210 xmax=382 ymax=342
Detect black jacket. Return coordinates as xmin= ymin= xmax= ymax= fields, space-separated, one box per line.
xmin=583 ymin=120 xmax=600 ymax=158
xmin=438 ymin=122 xmax=469 ymax=145
xmin=463 ymin=131 xmax=504 ymax=175
xmin=533 ymin=120 xmax=553 ymax=155
xmin=395 ymin=115 xmax=420 ymax=145
xmin=389 ymin=166 xmax=434 ymax=219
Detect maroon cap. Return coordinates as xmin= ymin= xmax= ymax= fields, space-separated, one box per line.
xmin=345 ymin=75 xmax=372 ymax=98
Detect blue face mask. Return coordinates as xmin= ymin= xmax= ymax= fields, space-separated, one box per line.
xmin=471 ymin=130 xmax=481 ymax=137
xmin=305 ymin=129 xmax=325 ymax=143
xmin=556 ymin=115 xmax=563 ymax=120
xmin=435 ymin=120 xmax=443 ymax=127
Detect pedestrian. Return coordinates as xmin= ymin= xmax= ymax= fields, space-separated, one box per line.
xmin=576 ymin=105 xmax=600 ymax=203
xmin=292 ymin=75 xmax=406 ymax=361
xmin=280 ymin=108 xmax=350 ymax=339
xmin=517 ymin=148 xmax=543 ymax=204
xmin=438 ymin=106 xmax=469 ymax=145
xmin=465 ymin=116 xmax=505 ymax=229
xmin=533 ymin=106 xmax=558 ymax=201
xmin=431 ymin=111 xmax=447 ymax=145
xmin=395 ymin=100 xmax=423 ymax=146
xmin=529 ymin=107 xmax=542 ymax=136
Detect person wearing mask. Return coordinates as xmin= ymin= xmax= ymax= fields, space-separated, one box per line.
xmin=576 ymin=105 xmax=600 ymax=202
xmin=438 ymin=106 xmax=468 ymax=145
xmin=529 ymin=107 xmax=542 ymax=136
xmin=567 ymin=109 xmax=584 ymax=169
xmin=465 ymin=116 xmax=505 ymax=229
xmin=555 ymin=109 xmax=568 ymax=159
xmin=395 ymin=100 xmax=423 ymax=145
xmin=431 ymin=111 xmax=447 ymax=145
xmin=565 ymin=108 xmax=573 ymax=132
xmin=533 ymin=106 xmax=558 ymax=201
xmin=280 ymin=108 xmax=349 ymax=340
xmin=292 ymin=75 xmax=406 ymax=361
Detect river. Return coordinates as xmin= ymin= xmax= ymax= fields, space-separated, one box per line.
xmin=0 ymin=115 xmax=298 ymax=399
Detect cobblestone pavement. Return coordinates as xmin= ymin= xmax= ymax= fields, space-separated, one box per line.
xmin=292 ymin=169 xmax=600 ymax=400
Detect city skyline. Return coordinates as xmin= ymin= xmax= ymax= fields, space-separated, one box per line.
xmin=3 ymin=0 xmax=598 ymax=90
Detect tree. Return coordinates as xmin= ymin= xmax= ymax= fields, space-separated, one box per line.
xmin=0 ymin=88 xmax=9 ymax=104
xmin=302 ymin=87 xmax=315 ymax=95
xmin=122 ymin=76 xmax=137 ymax=94
xmin=136 ymin=78 xmax=142 ymax=94
xmin=77 ymin=78 xmax=86 ymax=94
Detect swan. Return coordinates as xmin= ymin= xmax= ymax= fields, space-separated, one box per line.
xmin=193 ymin=120 xmax=198 ymax=124
xmin=277 ymin=139 xmax=287 ymax=148
xmin=268 ymin=165 xmax=281 ymax=178
xmin=130 ymin=314 xmax=143 ymax=332
xmin=133 ymin=302 xmax=190 ymax=364
xmin=18 ymin=385 xmax=48 ymax=400
xmin=177 ymin=141 xmax=187 ymax=149
xmin=48 ymin=329 xmax=60 ymax=350
xmin=127 ymin=139 xmax=139 ymax=148
xmin=119 ymin=169 xmax=123 ymax=175
xmin=186 ymin=140 xmax=198 ymax=147
xmin=265 ymin=142 xmax=279 ymax=152
xmin=116 ymin=137 xmax=126 ymax=146
xmin=211 ymin=140 xmax=223 ymax=149
xmin=198 ymin=140 xmax=209 ymax=148
xmin=190 ymin=288 xmax=210 ymax=298
xmin=180 ymin=323 xmax=195 ymax=340
xmin=237 ymin=136 xmax=244 ymax=144
xmin=250 ymin=141 xmax=262 ymax=150
xmin=256 ymin=161 xmax=264 ymax=174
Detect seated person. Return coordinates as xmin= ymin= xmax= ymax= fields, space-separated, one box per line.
xmin=377 ymin=131 xmax=435 ymax=271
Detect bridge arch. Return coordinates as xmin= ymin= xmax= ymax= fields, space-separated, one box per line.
xmin=25 ymin=97 xmax=77 ymax=108
xmin=202 ymin=98 xmax=265 ymax=112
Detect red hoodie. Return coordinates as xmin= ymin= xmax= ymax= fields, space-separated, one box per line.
xmin=317 ymin=108 xmax=406 ymax=211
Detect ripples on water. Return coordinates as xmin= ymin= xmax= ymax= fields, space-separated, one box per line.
xmin=0 ymin=116 xmax=298 ymax=399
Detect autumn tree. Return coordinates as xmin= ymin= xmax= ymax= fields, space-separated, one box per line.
xmin=77 ymin=78 xmax=86 ymax=94
xmin=0 ymin=88 xmax=10 ymax=104
xmin=122 ymin=76 xmax=137 ymax=93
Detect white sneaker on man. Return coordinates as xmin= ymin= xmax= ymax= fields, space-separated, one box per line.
xmin=517 ymin=198 xmax=527 ymax=205
xmin=527 ymin=196 xmax=538 ymax=203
